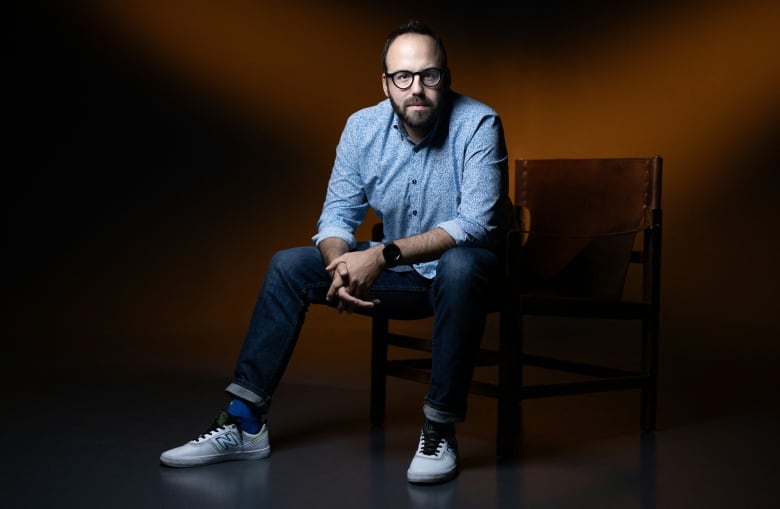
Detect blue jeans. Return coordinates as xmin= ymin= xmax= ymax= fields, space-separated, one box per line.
xmin=226 ymin=245 xmax=502 ymax=423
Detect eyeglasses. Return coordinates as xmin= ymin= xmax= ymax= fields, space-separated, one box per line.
xmin=385 ymin=68 xmax=444 ymax=90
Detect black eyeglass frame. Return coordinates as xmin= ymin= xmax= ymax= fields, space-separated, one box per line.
xmin=384 ymin=67 xmax=445 ymax=90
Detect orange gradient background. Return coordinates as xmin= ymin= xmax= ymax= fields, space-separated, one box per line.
xmin=8 ymin=1 xmax=779 ymax=389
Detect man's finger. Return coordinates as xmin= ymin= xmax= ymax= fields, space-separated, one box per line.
xmin=337 ymin=287 xmax=377 ymax=309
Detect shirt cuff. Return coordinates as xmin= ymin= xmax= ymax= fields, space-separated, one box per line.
xmin=312 ymin=227 xmax=357 ymax=249
xmin=436 ymin=220 xmax=474 ymax=247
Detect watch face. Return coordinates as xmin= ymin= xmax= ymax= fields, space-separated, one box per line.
xmin=383 ymin=243 xmax=401 ymax=266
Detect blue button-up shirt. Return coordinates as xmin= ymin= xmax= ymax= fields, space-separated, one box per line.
xmin=313 ymin=91 xmax=512 ymax=279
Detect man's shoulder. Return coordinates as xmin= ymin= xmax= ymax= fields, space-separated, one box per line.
xmin=347 ymin=98 xmax=393 ymax=124
xmin=338 ymin=99 xmax=394 ymax=145
xmin=449 ymin=91 xmax=500 ymax=118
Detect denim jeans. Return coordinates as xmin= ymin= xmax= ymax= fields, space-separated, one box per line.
xmin=226 ymin=244 xmax=502 ymax=424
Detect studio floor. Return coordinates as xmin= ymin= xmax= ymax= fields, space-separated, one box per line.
xmin=3 ymin=319 xmax=778 ymax=509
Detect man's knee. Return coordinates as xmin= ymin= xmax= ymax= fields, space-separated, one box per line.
xmin=268 ymin=246 xmax=324 ymax=279
xmin=434 ymin=247 xmax=501 ymax=295
xmin=438 ymin=247 xmax=496 ymax=276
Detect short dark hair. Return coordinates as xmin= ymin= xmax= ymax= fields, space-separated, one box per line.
xmin=382 ymin=20 xmax=449 ymax=74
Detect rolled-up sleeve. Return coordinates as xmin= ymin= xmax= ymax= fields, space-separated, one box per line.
xmin=439 ymin=114 xmax=509 ymax=248
xmin=312 ymin=117 xmax=370 ymax=249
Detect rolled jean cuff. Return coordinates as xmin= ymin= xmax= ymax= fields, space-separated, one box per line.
xmin=423 ymin=401 xmax=464 ymax=424
xmin=225 ymin=381 xmax=272 ymax=414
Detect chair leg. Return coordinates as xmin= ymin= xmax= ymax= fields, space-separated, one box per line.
xmin=496 ymin=400 xmax=523 ymax=460
xmin=640 ymin=315 xmax=659 ymax=431
xmin=641 ymin=390 xmax=656 ymax=432
xmin=497 ymin=310 xmax=522 ymax=458
xmin=370 ymin=317 xmax=389 ymax=428
xmin=497 ymin=399 xmax=522 ymax=459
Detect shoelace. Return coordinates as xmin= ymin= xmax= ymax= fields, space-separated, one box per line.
xmin=195 ymin=410 xmax=243 ymax=441
xmin=419 ymin=423 xmax=447 ymax=456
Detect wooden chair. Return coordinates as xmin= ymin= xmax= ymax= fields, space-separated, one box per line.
xmin=370 ymin=156 xmax=663 ymax=458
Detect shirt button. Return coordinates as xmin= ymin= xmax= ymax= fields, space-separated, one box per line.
xmin=412 ymin=210 xmax=418 ymax=216
xmin=412 ymin=179 xmax=417 ymax=185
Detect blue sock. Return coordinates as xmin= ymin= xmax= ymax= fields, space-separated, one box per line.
xmin=227 ymin=399 xmax=263 ymax=434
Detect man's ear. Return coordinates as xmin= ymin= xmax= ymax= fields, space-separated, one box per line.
xmin=381 ymin=74 xmax=389 ymax=97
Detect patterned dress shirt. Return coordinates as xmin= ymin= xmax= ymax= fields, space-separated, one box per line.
xmin=313 ymin=91 xmax=512 ymax=279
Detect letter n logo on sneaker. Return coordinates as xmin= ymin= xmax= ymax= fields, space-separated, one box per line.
xmin=214 ymin=431 xmax=240 ymax=451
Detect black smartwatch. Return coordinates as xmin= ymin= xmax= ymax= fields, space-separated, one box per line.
xmin=382 ymin=242 xmax=402 ymax=268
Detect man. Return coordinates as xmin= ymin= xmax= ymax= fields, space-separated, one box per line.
xmin=161 ymin=20 xmax=512 ymax=485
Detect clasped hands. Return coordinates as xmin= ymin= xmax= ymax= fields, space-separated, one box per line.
xmin=325 ymin=248 xmax=383 ymax=314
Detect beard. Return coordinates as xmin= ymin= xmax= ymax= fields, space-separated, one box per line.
xmin=390 ymin=95 xmax=440 ymax=133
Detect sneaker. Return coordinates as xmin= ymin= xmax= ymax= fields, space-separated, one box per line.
xmin=406 ymin=420 xmax=458 ymax=484
xmin=160 ymin=410 xmax=271 ymax=467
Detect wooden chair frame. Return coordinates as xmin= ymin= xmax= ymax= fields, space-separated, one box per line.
xmin=370 ymin=156 xmax=663 ymax=458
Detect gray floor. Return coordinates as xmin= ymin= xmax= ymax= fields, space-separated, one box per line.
xmin=3 ymin=323 xmax=779 ymax=509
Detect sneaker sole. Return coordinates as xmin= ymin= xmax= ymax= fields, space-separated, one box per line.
xmin=160 ymin=446 xmax=271 ymax=467
xmin=406 ymin=466 xmax=458 ymax=485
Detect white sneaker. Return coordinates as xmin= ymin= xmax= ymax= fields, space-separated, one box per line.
xmin=160 ymin=410 xmax=271 ymax=467
xmin=406 ymin=420 xmax=458 ymax=484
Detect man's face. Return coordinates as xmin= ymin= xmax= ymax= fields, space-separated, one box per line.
xmin=382 ymin=33 xmax=447 ymax=141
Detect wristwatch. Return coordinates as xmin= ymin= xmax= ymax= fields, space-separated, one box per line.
xmin=382 ymin=242 xmax=402 ymax=268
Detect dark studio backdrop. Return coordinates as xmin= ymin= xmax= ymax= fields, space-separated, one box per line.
xmin=6 ymin=0 xmax=780 ymax=425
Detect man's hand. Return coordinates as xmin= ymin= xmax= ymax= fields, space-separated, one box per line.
xmin=319 ymin=227 xmax=455 ymax=313
xmin=325 ymin=247 xmax=383 ymax=313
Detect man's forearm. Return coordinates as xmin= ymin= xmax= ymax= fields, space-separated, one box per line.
xmin=319 ymin=227 xmax=455 ymax=270
xmin=318 ymin=237 xmax=350 ymax=267
xmin=392 ymin=227 xmax=455 ymax=266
